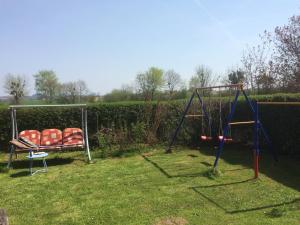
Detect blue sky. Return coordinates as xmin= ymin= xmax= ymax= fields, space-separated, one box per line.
xmin=0 ymin=0 xmax=299 ymax=95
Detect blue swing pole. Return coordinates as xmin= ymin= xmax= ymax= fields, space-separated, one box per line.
xmin=241 ymin=90 xmax=278 ymax=162
xmin=213 ymin=90 xmax=240 ymax=168
xmin=166 ymin=91 xmax=196 ymax=153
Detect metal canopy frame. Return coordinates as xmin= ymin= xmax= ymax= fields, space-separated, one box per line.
xmin=7 ymin=104 xmax=92 ymax=168
xmin=9 ymin=104 xmax=87 ymax=108
xmin=195 ymin=83 xmax=243 ymax=90
xmin=166 ymin=84 xmax=277 ymax=179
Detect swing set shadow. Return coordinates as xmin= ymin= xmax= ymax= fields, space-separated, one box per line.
xmin=190 ymin=185 xmax=300 ymax=214
xmin=142 ymin=154 xmax=300 ymax=214
xmin=142 ymin=154 xmax=251 ymax=179
xmin=142 ymin=154 xmax=206 ymax=178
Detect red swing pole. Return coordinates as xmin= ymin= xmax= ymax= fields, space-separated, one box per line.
xmin=254 ymin=101 xmax=259 ymax=178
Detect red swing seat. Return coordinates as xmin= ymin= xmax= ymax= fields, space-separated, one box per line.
xmin=218 ymin=135 xmax=233 ymax=142
xmin=200 ymin=135 xmax=213 ymax=141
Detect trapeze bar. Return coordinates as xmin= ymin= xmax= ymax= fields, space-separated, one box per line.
xmin=9 ymin=104 xmax=87 ymax=109
xmin=229 ymin=121 xmax=255 ymax=125
xmin=196 ymin=83 xmax=243 ymax=90
xmin=257 ymin=102 xmax=300 ymax=106
xmin=185 ymin=114 xmax=203 ymax=117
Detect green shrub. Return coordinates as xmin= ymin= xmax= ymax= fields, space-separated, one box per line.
xmin=0 ymin=165 xmax=9 ymax=173
xmin=0 ymin=93 xmax=299 ymax=155
xmin=131 ymin=121 xmax=146 ymax=143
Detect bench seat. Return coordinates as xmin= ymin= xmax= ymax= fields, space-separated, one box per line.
xmin=11 ymin=128 xmax=85 ymax=152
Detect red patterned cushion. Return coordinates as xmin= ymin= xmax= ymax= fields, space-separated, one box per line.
xmin=63 ymin=128 xmax=84 ymax=146
xmin=19 ymin=130 xmax=41 ymax=146
xmin=41 ymin=129 xmax=62 ymax=146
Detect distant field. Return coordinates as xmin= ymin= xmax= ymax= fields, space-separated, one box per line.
xmin=0 ymin=146 xmax=299 ymax=225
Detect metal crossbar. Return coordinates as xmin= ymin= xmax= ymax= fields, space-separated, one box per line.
xmin=229 ymin=121 xmax=255 ymax=125
xmin=257 ymin=102 xmax=300 ymax=105
xmin=9 ymin=104 xmax=87 ymax=109
xmin=185 ymin=114 xmax=203 ymax=118
xmin=195 ymin=83 xmax=243 ymax=90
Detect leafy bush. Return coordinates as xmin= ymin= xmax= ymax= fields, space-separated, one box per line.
xmin=0 ymin=93 xmax=299 ymax=155
xmin=131 ymin=121 xmax=146 ymax=143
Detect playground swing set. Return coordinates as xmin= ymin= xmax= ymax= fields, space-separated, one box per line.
xmin=166 ymin=83 xmax=278 ymax=179
xmin=7 ymin=104 xmax=92 ymax=168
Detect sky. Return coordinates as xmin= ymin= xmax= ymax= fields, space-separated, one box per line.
xmin=0 ymin=0 xmax=299 ymax=95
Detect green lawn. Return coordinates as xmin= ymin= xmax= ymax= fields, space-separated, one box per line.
xmin=0 ymin=146 xmax=299 ymax=225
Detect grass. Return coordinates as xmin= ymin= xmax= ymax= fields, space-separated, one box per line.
xmin=0 ymin=146 xmax=299 ymax=225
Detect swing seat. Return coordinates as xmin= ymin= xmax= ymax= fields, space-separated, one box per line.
xmin=218 ymin=136 xmax=233 ymax=142
xmin=200 ymin=135 xmax=213 ymax=141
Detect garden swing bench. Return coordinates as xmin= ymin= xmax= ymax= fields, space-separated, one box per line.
xmin=7 ymin=104 xmax=92 ymax=168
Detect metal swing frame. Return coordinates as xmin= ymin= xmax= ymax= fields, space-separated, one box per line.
xmin=7 ymin=104 xmax=92 ymax=168
xmin=165 ymin=88 xmax=212 ymax=153
xmin=166 ymin=83 xmax=278 ymax=178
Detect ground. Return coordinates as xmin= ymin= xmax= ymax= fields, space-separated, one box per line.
xmin=0 ymin=146 xmax=299 ymax=225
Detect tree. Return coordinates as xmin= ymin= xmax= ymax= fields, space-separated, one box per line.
xmin=241 ymin=15 xmax=300 ymax=93
xmin=164 ymin=70 xmax=182 ymax=96
xmin=226 ymin=69 xmax=245 ymax=85
xmin=256 ymin=70 xmax=276 ymax=93
xmin=58 ymin=80 xmax=89 ymax=103
xmin=4 ymin=74 xmax=27 ymax=104
xmin=59 ymin=82 xmax=78 ymax=103
xmin=241 ymin=32 xmax=276 ymax=92
xmin=189 ymin=65 xmax=216 ymax=89
xmin=136 ymin=67 xmax=164 ymax=100
xmin=103 ymin=85 xmax=135 ymax=102
xmin=273 ymin=15 xmax=300 ymax=91
xmin=34 ymin=70 xmax=59 ymax=103
xmin=77 ymin=80 xmax=89 ymax=102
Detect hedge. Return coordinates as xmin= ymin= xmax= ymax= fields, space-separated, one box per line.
xmin=0 ymin=93 xmax=299 ymax=155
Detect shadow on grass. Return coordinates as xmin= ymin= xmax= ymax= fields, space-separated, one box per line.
xmin=0 ymin=157 xmax=74 ymax=170
xmin=142 ymin=154 xmax=205 ymax=178
xmin=143 ymin=151 xmax=300 ymax=215
xmin=190 ymin=186 xmax=300 ymax=214
xmin=200 ymin=161 xmax=212 ymax=167
xmin=197 ymin=144 xmax=300 ymax=192
xmin=142 ymin=152 xmax=249 ymax=180
xmin=10 ymin=171 xmax=30 ymax=178
xmin=191 ymin=178 xmax=254 ymax=188
xmin=225 ymin=168 xmax=249 ymax=172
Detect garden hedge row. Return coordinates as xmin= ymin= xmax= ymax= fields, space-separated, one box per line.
xmin=0 ymin=93 xmax=299 ymax=155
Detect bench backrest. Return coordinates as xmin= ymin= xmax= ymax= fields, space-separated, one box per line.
xmin=41 ymin=129 xmax=63 ymax=146
xmin=63 ymin=128 xmax=84 ymax=146
xmin=18 ymin=128 xmax=84 ymax=147
xmin=19 ymin=130 xmax=41 ymax=146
